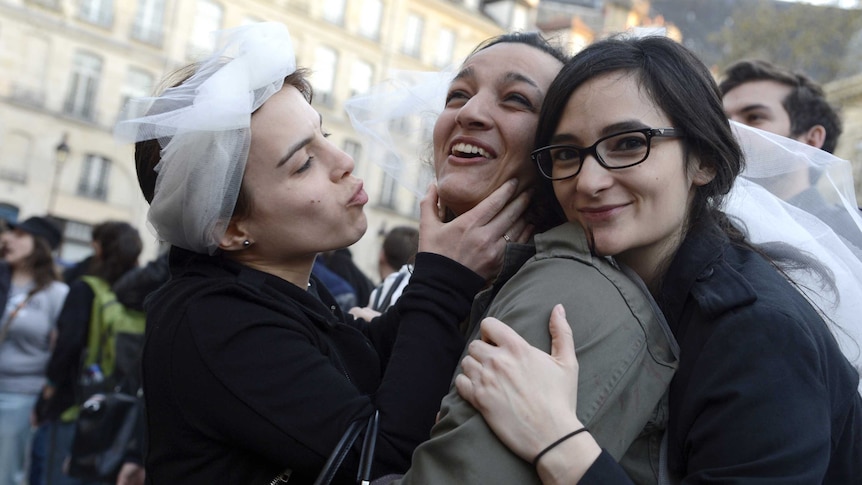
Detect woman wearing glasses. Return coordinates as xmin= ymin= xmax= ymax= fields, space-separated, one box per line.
xmin=456 ymin=35 xmax=862 ymax=483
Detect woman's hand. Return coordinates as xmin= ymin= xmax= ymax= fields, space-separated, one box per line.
xmin=116 ymin=462 xmax=145 ymax=485
xmin=418 ymin=180 xmax=531 ymax=281
xmin=456 ymin=305 xmax=601 ymax=483
xmin=348 ymin=306 xmax=381 ymax=322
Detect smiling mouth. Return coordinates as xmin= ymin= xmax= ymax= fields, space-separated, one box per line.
xmin=451 ymin=143 xmax=492 ymax=159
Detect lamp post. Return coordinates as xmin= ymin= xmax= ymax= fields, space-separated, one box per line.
xmin=49 ymin=133 xmax=70 ymax=214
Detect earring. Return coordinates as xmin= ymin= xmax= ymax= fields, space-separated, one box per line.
xmin=243 ymin=240 xmax=251 ymax=248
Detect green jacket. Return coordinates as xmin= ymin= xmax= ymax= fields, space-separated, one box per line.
xmin=398 ymin=222 xmax=677 ymax=484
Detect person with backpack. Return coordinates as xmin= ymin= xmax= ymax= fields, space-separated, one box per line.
xmin=34 ymin=221 xmax=142 ymax=485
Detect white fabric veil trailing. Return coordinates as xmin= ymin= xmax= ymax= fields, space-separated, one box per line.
xmin=726 ymin=122 xmax=862 ymax=386
xmin=115 ymin=22 xmax=297 ymax=255
xmin=344 ymin=69 xmax=453 ymax=197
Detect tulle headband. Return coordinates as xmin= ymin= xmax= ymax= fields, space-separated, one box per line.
xmin=115 ymin=22 xmax=297 ymax=254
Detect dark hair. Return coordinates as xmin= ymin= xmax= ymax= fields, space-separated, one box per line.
xmin=530 ymin=35 xmax=837 ymax=299
xmin=469 ymin=31 xmax=568 ymax=64
xmin=89 ymin=221 xmax=142 ymax=285
xmin=719 ymin=59 xmax=843 ymax=153
xmin=382 ymin=226 xmax=419 ymax=269
xmin=135 ymin=67 xmax=314 ymax=223
xmin=530 ymin=35 xmax=741 ymax=238
xmin=22 ymin=235 xmax=58 ymax=294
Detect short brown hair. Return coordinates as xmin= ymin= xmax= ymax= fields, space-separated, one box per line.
xmin=719 ymin=59 xmax=842 ymax=153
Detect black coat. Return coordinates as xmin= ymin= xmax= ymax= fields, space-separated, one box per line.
xmin=582 ymin=221 xmax=862 ymax=483
xmin=142 ymin=248 xmax=483 ymax=485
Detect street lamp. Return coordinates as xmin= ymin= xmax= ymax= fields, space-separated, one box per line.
xmin=49 ymin=133 xmax=70 ymax=214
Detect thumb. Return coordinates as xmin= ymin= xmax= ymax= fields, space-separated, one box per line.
xmin=419 ymin=183 xmax=441 ymax=227
xmin=549 ymin=304 xmax=576 ymax=366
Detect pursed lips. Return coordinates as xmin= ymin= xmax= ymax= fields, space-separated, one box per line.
xmin=347 ymin=181 xmax=368 ymax=207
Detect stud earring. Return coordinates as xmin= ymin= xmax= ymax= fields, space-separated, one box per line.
xmin=243 ymin=240 xmax=251 ymax=248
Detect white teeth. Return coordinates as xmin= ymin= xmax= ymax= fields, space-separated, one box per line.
xmin=452 ymin=143 xmax=491 ymax=158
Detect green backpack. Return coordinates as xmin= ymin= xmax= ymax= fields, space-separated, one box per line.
xmin=62 ymin=276 xmax=146 ymax=421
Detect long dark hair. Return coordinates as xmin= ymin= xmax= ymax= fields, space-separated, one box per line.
xmin=89 ymin=221 xmax=142 ymax=285
xmin=22 ymin=236 xmax=58 ymax=294
xmin=530 ymin=35 xmax=740 ymax=236
xmin=529 ymin=35 xmax=836 ymax=297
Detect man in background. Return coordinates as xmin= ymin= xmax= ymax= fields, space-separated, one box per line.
xmin=720 ymin=59 xmax=861 ymax=254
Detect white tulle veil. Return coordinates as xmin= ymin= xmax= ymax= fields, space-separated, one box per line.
xmin=115 ymin=22 xmax=297 ymax=254
xmin=726 ymin=122 xmax=862 ymax=384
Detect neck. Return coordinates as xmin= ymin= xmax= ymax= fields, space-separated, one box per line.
xmin=226 ymin=252 xmax=313 ymax=290
xmin=11 ymin=266 xmax=35 ymax=286
xmin=616 ymin=231 xmax=684 ymax=297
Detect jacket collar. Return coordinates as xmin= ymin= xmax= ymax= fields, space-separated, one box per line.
xmin=659 ymin=220 xmax=757 ymax=335
xmin=168 ymin=246 xmax=342 ymax=328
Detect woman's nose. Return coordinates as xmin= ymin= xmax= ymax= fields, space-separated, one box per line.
xmin=455 ymin=95 xmax=492 ymax=129
xmin=575 ymin=154 xmax=613 ymax=195
xmin=331 ymin=144 xmax=355 ymax=180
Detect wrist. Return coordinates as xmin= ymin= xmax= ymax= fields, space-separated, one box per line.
xmin=535 ymin=430 xmax=601 ymax=485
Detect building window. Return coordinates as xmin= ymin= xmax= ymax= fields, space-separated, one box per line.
xmin=379 ymin=154 xmax=401 ymax=210
xmin=188 ymin=0 xmax=223 ymax=59
xmin=79 ymin=0 xmax=113 ymax=27
xmin=131 ymin=0 xmax=165 ymax=45
xmin=12 ymin=34 xmax=49 ymax=107
xmin=26 ymin=0 xmax=60 ymax=9
xmin=434 ymin=28 xmax=455 ymax=67
xmin=311 ymin=46 xmax=338 ymax=107
xmin=350 ymin=60 xmax=373 ymax=97
xmin=358 ymin=0 xmax=382 ymax=40
xmin=77 ymin=154 xmax=111 ymax=201
xmin=57 ymin=219 xmax=94 ymax=264
xmin=321 ymin=0 xmax=346 ymax=25
xmin=63 ymin=51 xmax=102 ymax=121
xmin=401 ymin=13 xmax=424 ymax=58
xmin=0 ymin=132 xmax=31 ymax=183
xmin=119 ymin=67 xmax=154 ymax=116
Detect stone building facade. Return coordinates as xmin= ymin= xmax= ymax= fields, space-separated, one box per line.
xmin=825 ymin=73 xmax=862 ymax=207
xmin=0 ymin=0 xmax=531 ymax=275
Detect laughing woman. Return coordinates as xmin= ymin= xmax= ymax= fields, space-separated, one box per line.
xmin=456 ymin=35 xmax=862 ymax=483
xmin=115 ymin=23 xmax=528 ymax=484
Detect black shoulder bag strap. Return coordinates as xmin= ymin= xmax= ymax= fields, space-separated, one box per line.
xmin=277 ymin=410 xmax=379 ymax=485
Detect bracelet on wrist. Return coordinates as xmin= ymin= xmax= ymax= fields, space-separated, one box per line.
xmin=532 ymin=427 xmax=588 ymax=468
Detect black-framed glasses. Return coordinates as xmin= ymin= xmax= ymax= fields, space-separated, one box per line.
xmin=532 ymin=127 xmax=681 ymax=181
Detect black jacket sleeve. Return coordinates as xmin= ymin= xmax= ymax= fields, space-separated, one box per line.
xmin=39 ymin=280 xmax=94 ymax=420
xmin=163 ymin=252 xmax=483 ymax=481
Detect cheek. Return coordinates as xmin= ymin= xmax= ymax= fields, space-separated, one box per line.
xmin=432 ymin=114 xmax=453 ymax=163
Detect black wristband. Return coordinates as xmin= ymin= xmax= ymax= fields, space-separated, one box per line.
xmin=532 ymin=427 xmax=588 ymax=468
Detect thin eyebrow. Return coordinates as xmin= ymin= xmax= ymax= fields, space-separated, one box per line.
xmin=502 ymin=72 xmax=540 ymax=90
xmin=452 ymin=66 xmax=475 ymax=83
xmin=451 ymin=69 xmax=540 ymax=92
xmin=276 ymin=113 xmax=324 ymax=168
xmin=277 ymin=136 xmax=312 ymax=168
xmin=550 ymin=120 xmax=651 ymax=146
xmin=738 ymin=104 xmax=771 ymax=114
